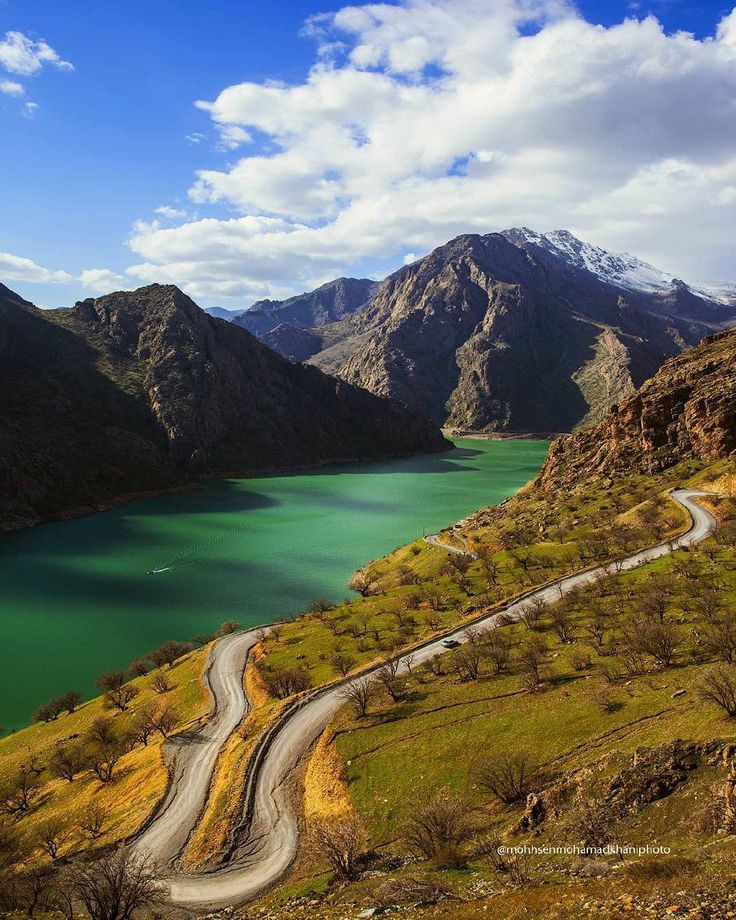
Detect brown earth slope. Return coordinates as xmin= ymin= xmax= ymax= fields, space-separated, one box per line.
xmin=537 ymin=327 xmax=736 ymax=490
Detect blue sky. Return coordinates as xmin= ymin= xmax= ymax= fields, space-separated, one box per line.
xmin=1 ymin=0 xmax=735 ymax=308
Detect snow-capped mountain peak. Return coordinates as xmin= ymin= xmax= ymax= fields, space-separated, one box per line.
xmin=503 ymin=228 xmax=735 ymax=306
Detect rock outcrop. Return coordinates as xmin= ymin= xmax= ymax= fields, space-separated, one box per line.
xmin=536 ymin=328 xmax=736 ymax=491
xmin=0 ymin=283 xmax=446 ymax=531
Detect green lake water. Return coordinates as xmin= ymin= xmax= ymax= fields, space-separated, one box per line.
xmin=0 ymin=439 xmax=548 ymax=729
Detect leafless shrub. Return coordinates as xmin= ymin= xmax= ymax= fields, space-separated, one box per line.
xmin=262 ymin=666 xmax=311 ymax=699
xmin=374 ymin=874 xmax=455 ymax=907
xmin=404 ymin=788 xmax=476 ymax=868
xmin=698 ymin=664 xmax=736 ymax=717
xmin=70 ymin=851 xmax=158 ymax=920
xmin=310 ymin=814 xmax=366 ymax=880
xmin=480 ymin=836 xmax=533 ymax=885
xmin=476 ymin=751 xmax=536 ymax=804
xmin=151 ymin=671 xmax=171 ymax=694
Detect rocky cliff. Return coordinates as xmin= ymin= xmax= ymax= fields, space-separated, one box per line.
xmin=536 ymin=328 xmax=736 ymax=491
xmin=306 ymin=232 xmax=736 ymax=433
xmin=0 ymin=284 xmax=446 ymax=531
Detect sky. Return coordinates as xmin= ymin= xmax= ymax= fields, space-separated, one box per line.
xmin=1 ymin=0 xmax=735 ymax=310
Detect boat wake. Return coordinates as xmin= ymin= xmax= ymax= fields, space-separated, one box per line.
xmin=146 ymin=516 xmax=260 ymax=576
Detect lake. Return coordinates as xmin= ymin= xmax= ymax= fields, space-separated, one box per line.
xmin=0 ymin=439 xmax=548 ymax=729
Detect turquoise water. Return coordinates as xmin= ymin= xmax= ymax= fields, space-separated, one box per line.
xmin=0 ymin=439 xmax=548 ymax=729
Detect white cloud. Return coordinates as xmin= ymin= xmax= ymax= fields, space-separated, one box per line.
xmin=22 ymin=100 xmax=39 ymax=118
xmin=154 ymin=205 xmax=188 ymax=220
xmin=0 ymin=79 xmax=24 ymax=96
xmin=0 ymin=251 xmax=73 ymax=284
xmin=0 ymin=30 xmax=73 ymax=76
xmin=128 ymin=0 xmax=736 ymax=301
xmin=78 ymin=268 xmax=129 ymax=293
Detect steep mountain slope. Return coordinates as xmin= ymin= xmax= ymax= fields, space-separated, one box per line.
xmin=537 ymin=327 xmax=736 ymax=490
xmin=233 ymin=277 xmax=376 ymax=358
xmin=308 ymin=232 xmax=736 ymax=432
xmin=0 ymin=283 xmax=446 ymax=531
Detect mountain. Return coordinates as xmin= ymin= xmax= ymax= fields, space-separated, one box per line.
xmin=537 ymin=327 xmax=736 ymax=491
xmin=503 ymin=228 xmax=736 ymax=306
xmin=0 ymin=283 xmax=446 ymax=531
xmin=204 ymin=306 xmax=242 ymax=320
xmin=304 ymin=231 xmax=736 ymax=433
xmin=233 ymin=277 xmax=376 ymax=361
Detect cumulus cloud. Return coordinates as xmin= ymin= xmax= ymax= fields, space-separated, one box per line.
xmin=0 ymin=251 xmax=73 ymax=284
xmin=154 ymin=205 xmax=188 ymax=221
xmin=0 ymin=79 xmax=24 ymax=96
xmin=0 ymin=31 xmax=73 ymax=76
xmin=78 ymin=268 xmax=129 ymax=293
xmin=128 ymin=0 xmax=736 ymax=301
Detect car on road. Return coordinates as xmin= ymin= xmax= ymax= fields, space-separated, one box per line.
xmin=440 ymin=637 xmax=461 ymax=649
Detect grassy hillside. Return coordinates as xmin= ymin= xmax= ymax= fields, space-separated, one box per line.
xmin=252 ymin=458 xmax=736 ymax=919
xmin=0 ymin=643 xmax=211 ymax=868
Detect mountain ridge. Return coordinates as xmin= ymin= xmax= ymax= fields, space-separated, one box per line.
xmin=304 ymin=230 xmax=736 ymax=432
xmin=0 ymin=283 xmax=447 ymax=532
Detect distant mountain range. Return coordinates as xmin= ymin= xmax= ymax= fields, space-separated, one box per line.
xmin=0 ymin=283 xmax=446 ymax=531
xmin=225 ymin=229 xmax=736 ymax=434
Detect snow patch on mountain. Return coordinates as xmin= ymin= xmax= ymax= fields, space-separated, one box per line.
xmin=505 ymin=228 xmax=735 ymax=305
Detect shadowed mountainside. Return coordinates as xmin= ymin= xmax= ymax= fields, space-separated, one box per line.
xmin=0 ymin=283 xmax=446 ymax=531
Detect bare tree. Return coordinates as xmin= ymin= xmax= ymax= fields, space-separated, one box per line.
xmin=330 ymin=651 xmax=356 ymax=677
xmin=451 ymin=644 xmax=483 ymax=682
xmin=475 ymin=751 xmax=536 ymax=804
xmin=404 ymin=788 xmax=475 ymax=868
xmin=36 ymin=818 xmax=71 ymax=860
xmin=549 ymin=603 xmax=575 ymax=644
xmin=519 ymin=596 xmax=546 ymax=631
xmin=97 ymin=671 xmax=139 ymax=712
xmin=698 ymin=664 xmax=736 ymax=717
xmin=148 ymin=640 xmax=192 ymax=669
xmin=480 ymin=631 xmax=510 ymax=675
xmin=128 ymin=656 xmax=150 ymax=677
xmin=151 ymin=703 xmax=179 ymax=738
xmin=701 ymin=613 xmax=736 ymax=663
xmin=71 ymin=851 xmax=158 ymax=920
xmin=85 ymin=741 xmax=129 ymax=784
xmin=49 ymin=742 xmax=87 ymax=783
xmin=517 ymin=638 xmax=547 ymax=692
xmin=77 ymin=804 xmax=108 ymax=842
xmin=87 ymin=716 xmax=116 ymax=747
xmin=377 ymin=659 xmax=408 ymax=702
xmin=58 ymin=690 xmax=82 ymax=714
xmin=310 ymin=814 xmax=366 ymax=880
xmin=341 ymin=677 xmax=378 ymax=718
xmin=0 ymin=769 xmax=41 ymax=816
xmin=262 ymin=666 xmax=311 ymax=699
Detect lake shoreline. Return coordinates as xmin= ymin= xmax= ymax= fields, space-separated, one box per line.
xmin=0 ymin=444 xmax=452 ymax=536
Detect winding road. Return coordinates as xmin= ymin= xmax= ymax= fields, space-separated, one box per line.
xmin=135 ymin=490 xmax=716 ymax=908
